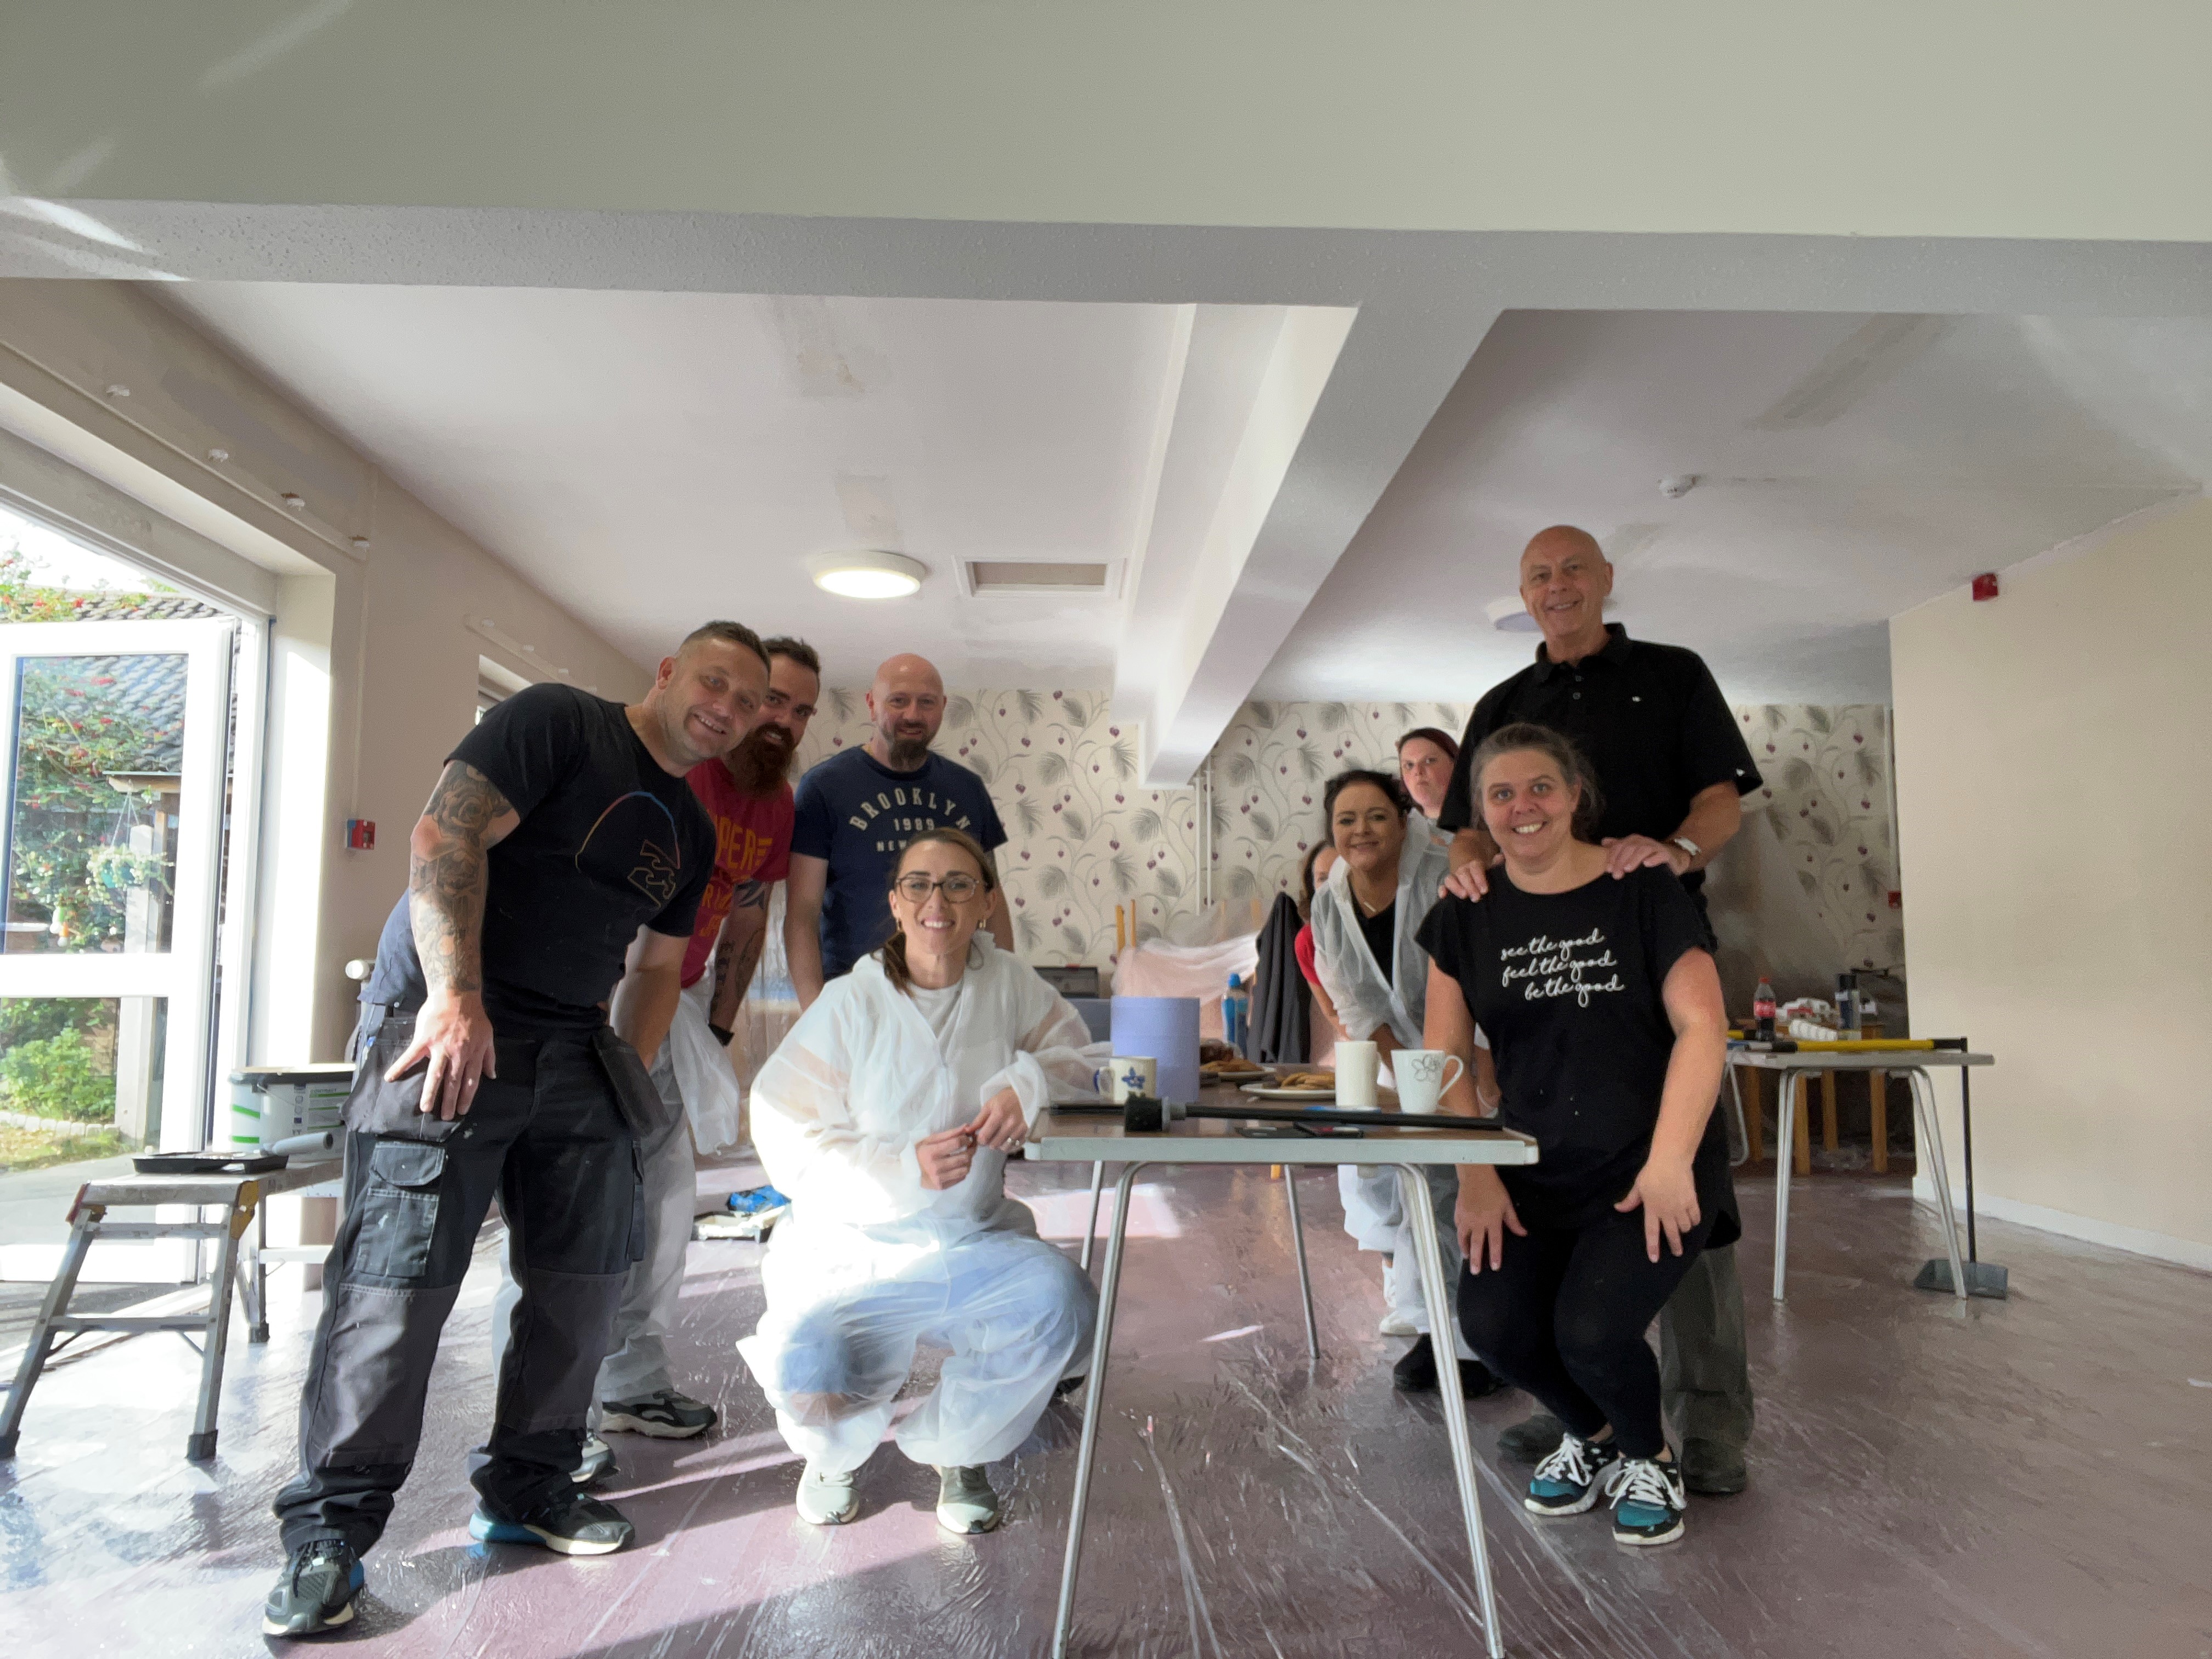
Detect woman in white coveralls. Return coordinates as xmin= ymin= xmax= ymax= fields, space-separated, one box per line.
xmin=1308 ymin=769 xmax=1500 ymax=1399
xmin=739 ymin=827 xmax=1099 ymax=1534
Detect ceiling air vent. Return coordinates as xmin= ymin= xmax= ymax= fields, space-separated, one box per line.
xmin=966 ymin=561 xmax=1111 ymax=594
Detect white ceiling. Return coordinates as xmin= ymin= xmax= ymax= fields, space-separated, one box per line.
xmin=163 ymin=280 xmax=2212 ymax=718
xmin=1261 ymin=310 xmax=2212 ymax=704
xmin=160 ymin=284 xmax=1209 ymax=687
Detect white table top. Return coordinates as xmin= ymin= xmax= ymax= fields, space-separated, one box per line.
xmin=1024 ymin=1108 xmax=1540 ymax=1167
xmin=1729 ymin=1049 xmax=1991 ymax=1072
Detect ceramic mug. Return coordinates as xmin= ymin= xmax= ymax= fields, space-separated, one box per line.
xmin=1335 ymin=1040 xmax=1379 ymax=1108
xmin=1393 ymin=1048 xmax=1466 ymax=1115
xmin=1096 ymin=1056 xmax=1158 ymax=1102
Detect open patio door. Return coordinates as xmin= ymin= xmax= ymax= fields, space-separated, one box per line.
xmin=0 ymin=617 xmax=238 ymax=1281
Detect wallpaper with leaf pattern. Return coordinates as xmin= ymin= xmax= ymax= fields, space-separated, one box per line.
xmin=794 ymin=687 xmax=1199 ymax=966
xmin=1734 ymin=703 xmax=1903 ymax=974
xmin=791 ymin=692 xmax=1897 ymax=975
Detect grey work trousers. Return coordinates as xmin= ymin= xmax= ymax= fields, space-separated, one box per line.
xmin=1657 ymin=1241 xmax=1755 ymax=1458
xmin=273 ymin=1023 xmax=642 ymax=1556
xmin=494 ymin=1041 xmax=697 ymax=1418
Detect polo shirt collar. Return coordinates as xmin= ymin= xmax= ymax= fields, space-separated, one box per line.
xmin=1530 ymin=622 xmax=1632 ymax=682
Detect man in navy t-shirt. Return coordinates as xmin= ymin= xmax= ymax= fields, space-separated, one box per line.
xmin=785 ymin=653 xmax=1009 ymax=1006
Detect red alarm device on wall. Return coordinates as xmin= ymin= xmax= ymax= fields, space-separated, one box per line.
xmin=346 ymin=819 xmax=376 ymax=850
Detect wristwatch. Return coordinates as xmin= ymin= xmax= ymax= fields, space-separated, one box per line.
xmin=1670 ymin=836 xmax=1701 ymax=864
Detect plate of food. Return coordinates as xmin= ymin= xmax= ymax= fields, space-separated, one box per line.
xmin=1243 ymin=1070 xmax=1335 ymax=1101
xmin=1200 ymin=1056 xmax=1271 ymax=1084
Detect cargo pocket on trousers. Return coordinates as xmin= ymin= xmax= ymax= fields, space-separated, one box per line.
xmin=353 ymin=1139 xmax=447 ymax=1280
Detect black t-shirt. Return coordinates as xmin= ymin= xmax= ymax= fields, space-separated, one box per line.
xmin=1356 ymin=900 xmax=1398 ymax=989
xmin=1436 ymin=625 xmax=1761 ymax=895
xmin=1417 ymin=864 xmax=1726 ymax=1228
xmin=362 ymin=685 xmax=715 ymax=1035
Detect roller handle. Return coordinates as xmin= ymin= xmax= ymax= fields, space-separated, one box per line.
xmin=267 ymin=1130 xmax=338 ymax=1158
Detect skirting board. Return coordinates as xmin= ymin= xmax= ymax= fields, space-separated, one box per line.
xmin=1911 ymin=1175 xmax=2212 ymax=1273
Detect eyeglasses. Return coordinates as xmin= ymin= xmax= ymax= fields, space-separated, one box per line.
xmin=894 ymin=872 xmax=984 ymax=903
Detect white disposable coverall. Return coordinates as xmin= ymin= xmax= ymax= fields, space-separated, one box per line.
xmin=737 ymin=938 xmax=1103 ymax=1474
xmin=1308 ymin=837 xmax=1477 ymax=1352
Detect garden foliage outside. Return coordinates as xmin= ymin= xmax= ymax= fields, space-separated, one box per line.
xmin=0 ymin=541 xmax=189 ymax=1162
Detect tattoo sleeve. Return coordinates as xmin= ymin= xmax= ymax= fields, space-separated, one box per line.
xmin=409 ymin=761 xmax=513 ymax=997
xmin=710 ymin=881 xmax=771 ymax=1029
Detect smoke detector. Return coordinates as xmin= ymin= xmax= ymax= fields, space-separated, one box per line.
xmin=1658 ymin=474 xmax=1699 ymax=499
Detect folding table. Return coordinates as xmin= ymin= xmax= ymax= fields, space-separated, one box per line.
xmin=1728 ymin=1049 xmax=1991 ymax=1302
xmin=1026 ymin=1108 xmax=1539 ymax=1659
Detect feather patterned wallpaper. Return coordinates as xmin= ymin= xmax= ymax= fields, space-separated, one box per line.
xmin=789 ymin=691 xmax=1900 ymax=981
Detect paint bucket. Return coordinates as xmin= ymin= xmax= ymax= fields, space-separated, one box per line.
xmin=227 ymin=1064 xmax=355 ymax=1150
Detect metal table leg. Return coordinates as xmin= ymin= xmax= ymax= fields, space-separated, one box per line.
xmin=185 ymin=1192 xmax=252 ymax=1461
xmin=1077 ymin=1159 xmax=1105 ymax=1273
xmin=1907 ymin=1069 xmax=1969 ymax=1304
xmin=1772 ymin=1071 xmax=1798 ymax=1302
xmin=1052 ymin=1161 xmax=1148 ymax=1659
xmin=0 ymin=1204 xmax=101 ymax=1458
xmin=1397 ymin=1164 xmax=1503 ymax=1659
xmin=243 ymin=1190 xmax=272 ymax=1344
xmin=1282 ymin=1168 xmax=1319 ymax=1362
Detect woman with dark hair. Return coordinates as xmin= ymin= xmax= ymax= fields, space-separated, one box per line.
xmin=1417 ymin=723 xmax=1730 ymax=1547
xmin=1308 ymin=769 xmax=1497 ymax=1396
xmin=1396 ymin=726 xmax=1460 ymax=847
xmin=740 ymin=828 xmax=1101 ymax=1537
xmin=1293 ymin=838 xmax=1343 ymax=1051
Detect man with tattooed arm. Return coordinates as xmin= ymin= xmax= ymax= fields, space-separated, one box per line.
xmin=263 ymin=623 xmax=770 ymax=1639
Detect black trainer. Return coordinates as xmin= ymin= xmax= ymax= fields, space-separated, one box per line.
xmin=262 ymin=1539 xmax=365 ymax=1638
xmin=1498 ymin=1410 xmax=1567 ymax=1462
xmin=1391 ymin=1333 xmax=1504 ymax=1398
xmin=600 ymin=1389 xmax=718 ymax=1440
xmin=1679 ymin=1437 xmax=1748 ymax=1496
xmin=469 ymin=1492 xmax=635 ymax=1556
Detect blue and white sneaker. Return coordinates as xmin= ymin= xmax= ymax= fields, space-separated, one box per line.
xmin=1523 ymin=1431 xmax=1621 ymax=1516
xmin=1605 ymin=1454 xmax=1689 ymax=1545
xmin=469 ymin=1492 xmax=634 ymax=1556
xmin=262 ymin=1539 xmax=365 ymax=1637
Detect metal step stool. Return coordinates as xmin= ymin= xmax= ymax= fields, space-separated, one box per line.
xmin=0 ymin=1160 xmax=339 ymax=1461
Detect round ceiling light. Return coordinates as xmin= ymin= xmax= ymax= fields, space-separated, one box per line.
xmin=807 ymin=549 xmax=926 ymax=600
xmin=1484 ymin=594 xmax=1541 ymax=634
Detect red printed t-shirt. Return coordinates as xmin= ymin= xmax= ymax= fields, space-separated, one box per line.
xmin=678 ymin=761 xmax=795 ymax=987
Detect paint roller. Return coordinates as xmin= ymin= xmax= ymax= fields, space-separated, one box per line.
xmin=266 ymin=1130 xmax=339 ymax=1158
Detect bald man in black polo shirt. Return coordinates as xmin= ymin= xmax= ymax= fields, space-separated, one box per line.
xmin=1438 ymin=524 xmax=1761 ymax=1496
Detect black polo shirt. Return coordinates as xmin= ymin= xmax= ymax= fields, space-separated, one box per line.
xmin=1436 ymin=624 xmax=1761 ymax=895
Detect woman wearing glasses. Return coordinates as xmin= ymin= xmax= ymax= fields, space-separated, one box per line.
xmin=739 ymin=828 xmax=1101 ymax=1536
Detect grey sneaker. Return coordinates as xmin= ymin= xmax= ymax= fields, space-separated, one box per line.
xmin=795 ymin=1462 xmax=859 ymax=1525
xmin=262 ymin=1539 xmax=364 ymax=1637
xmin=601 ymin=1389 xmax=718 ymax=1440
xmin=572 ymin=1433 xmax=618 ymax=1486
xmin=934 ymin=1464 xmax=1002 ymax=1534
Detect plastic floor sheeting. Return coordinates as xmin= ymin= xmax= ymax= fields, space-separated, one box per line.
xmin=3 ymin=1156 xmax=2209 ymax=1657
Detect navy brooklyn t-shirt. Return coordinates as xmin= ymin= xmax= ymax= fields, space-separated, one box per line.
xmin=791 ymin=746 xmax=1007 ymax=979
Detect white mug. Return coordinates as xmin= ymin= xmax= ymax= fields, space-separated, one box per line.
xmin=1393 ymin=1049 xmax=1466 ymax=1115
xmin=1335 ymin=1041 xmax=1379 ymax=1109
xmin=1096 ymin=1056 xmax=1158 ymax=1102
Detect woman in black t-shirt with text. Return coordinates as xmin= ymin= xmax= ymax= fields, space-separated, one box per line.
xmin=1415 ymin=723 xmax=1731 ymax=1548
